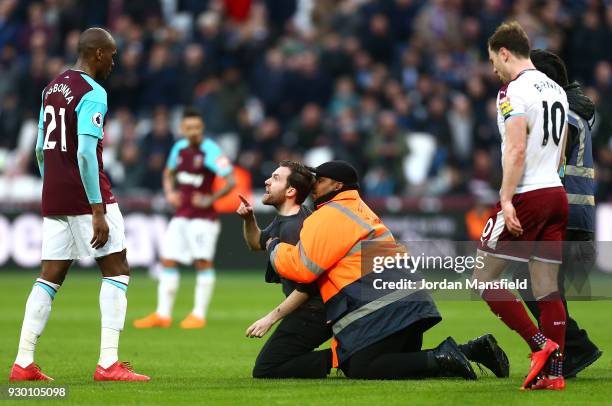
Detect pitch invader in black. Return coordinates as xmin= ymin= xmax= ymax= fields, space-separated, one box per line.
xmin=515 ymin=49 xmax=602 ymax=378
xmin=237 ymin=160 xmax=332 ymax=378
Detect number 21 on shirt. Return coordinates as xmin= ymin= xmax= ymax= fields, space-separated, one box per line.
xmin=43 ymin=105 xmax=67 ymax=151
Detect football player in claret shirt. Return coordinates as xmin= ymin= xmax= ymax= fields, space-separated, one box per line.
xmin=10 ymin=28 xmax=149 ymax=382
xmin=474 ymin=22 xmax=569 ymax=390
xmin=134 ymin=108 xmax=235 ymax=329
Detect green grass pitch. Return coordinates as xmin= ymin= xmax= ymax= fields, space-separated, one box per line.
xmin=0 ymin=270 xmax=610 ymax=405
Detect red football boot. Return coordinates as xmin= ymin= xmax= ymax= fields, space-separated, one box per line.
xmin=9 ymin=363 xmax=54 ymax=382
xmin=94 ymin=361 xmax=150 ymax=381
xmin=528 ymin=376 xmax=566 ymax=391
xmin=521 ymin=339 xmax=560 ymax=390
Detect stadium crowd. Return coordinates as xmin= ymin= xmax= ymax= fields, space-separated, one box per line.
xmin=0 ymin=0 xmax=611 ymax=203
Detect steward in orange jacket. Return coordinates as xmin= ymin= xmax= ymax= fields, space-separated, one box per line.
xmin=267 ymin=161 xmax=509 ymax=379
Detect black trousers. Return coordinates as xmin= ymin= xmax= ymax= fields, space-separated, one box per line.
xmin=514 ymin=230 xmax=597 ymax=353
xmin=340 ymin=320 xmax=438 ymax=380
xmin=252 ymin=306 xmax=333 ymax=379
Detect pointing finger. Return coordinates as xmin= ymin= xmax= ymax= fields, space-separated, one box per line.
xmin=238 ymin=194 xmax=250 ymax=206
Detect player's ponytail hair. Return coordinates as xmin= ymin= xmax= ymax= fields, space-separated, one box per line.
xmin=530 ymin=49 xmax=569 ymax=87
xmin=279 ymin=160 xmax=315 ymax=205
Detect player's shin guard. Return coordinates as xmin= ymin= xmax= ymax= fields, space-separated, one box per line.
xmin=482 ymin=288 xmax=541 ymax=350
xmin=193 ymin=269 xmax=215 ymax=319
xmin=99 ymin=275 xmax=129 ymax=369
xmin=156 ymin=267 xmax=179 ymax=318
xmin=15 ymin=279 xmax=60 ymax=368
xmin=537 ymin=291 xmax=566 ymax=376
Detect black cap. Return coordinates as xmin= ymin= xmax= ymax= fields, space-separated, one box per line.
xmin=311 ymin=160 xmax=359 ymax=188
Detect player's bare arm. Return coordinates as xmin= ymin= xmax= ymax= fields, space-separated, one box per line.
xmin=500 ymin=115 xmax=527 ymax=237
xmin=192 ymin=172 xmax=236 ymax=209
xmin=163 ymin=167 xmax=181 ymax=208
xmin=245 ymin=289 xmax=310 ymax=338
xmin=237 ymin=194 xmax=262 ymax=250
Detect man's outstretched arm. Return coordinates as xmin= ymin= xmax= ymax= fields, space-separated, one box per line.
xmin=245 ymin=289 xmax=310 ymax=338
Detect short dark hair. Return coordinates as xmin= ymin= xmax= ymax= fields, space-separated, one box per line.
xmin=182 ymin=107 xmax=203 ymax=121
xmin=488 ymin=21 xmax=531 ymax=58
xmin=279 ymin=160 xmax=314 ymax=204
xmin=530 ymin=49 xmax=569 ymax=87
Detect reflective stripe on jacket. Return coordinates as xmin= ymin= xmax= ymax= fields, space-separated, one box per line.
xmin=564 ymin=111 xmax=595 ymax=232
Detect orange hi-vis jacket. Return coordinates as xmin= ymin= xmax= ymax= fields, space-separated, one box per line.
xmin=269 ymin=190 xmax=441 ymax=367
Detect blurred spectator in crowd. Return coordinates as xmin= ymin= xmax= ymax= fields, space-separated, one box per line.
xmin=366 ymin=111 xmax=408 ymax=194
xmin=447 ymin=93 xmax=474 ymax=167
xmin=117 ymin=124 xmax=145 ymax=192
xmin=217 ymin=66 xmax=248 ymax=133
xmin=333 ymin=109 xmax=367 ymax=175
xmin=284 ymin=51 xmax=332 ymax=118
xmin=194 ymin=76 xmax=224 ymax=134
xmin=328 ymin=76 xmax=359 ymax=118
xmin=108 ymin=46 xmax=143 ymax=112
xmin=253 ymin=47 xmax=286 ymax=117
xmin=285 ymin=103 xmax=327 ymax=153
xmin=141 ymin=44 xmax=178 ymax=110
xmin=0 ymin=0 xmax=20 ymax=51
xmin=140 ymin=107 xmax=175 ymax=191
xmin=0 ymin=93 xmax=21 ymax=152
xmin=178 ymin=43 xmax=211 ymax=106
xmin=361 ymin=13 xmax=394 ymax=65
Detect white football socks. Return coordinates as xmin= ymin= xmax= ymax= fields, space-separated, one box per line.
xmin=193 ymin=269 xmax=215 ymax=319
xmin=99 ymin=275 xmax=129 ymax=369
xmin=15 ymin=278 xmax=60 ymax=368
xmin=155 ymin=268 xmax=179 ymax=318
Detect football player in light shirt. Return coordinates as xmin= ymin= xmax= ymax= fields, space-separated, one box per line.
xmin=472 ymin=21 xmax=569 ymax=391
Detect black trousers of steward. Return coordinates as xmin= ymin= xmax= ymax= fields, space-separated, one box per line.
xmin=339 ymin=319 xmax=439 ymax=380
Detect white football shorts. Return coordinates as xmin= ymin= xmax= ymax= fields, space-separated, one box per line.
xmin=161 ymin=217 xmax=221 ymax=264
xmin=41 ymin=203 xmax=126 ymax=260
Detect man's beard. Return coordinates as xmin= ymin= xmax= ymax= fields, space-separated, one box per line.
xmin=262 ymin=193 xmax=279 ymax=207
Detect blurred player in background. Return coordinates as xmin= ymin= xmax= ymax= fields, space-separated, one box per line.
xmin=134 ymin=108 xmax=235 ymax=329
xmin=474 ymin=22 xmax=569 ymax=390
xmin=515 ymin=49 xmax=602 ymax=377
xmin=237 ymin=161 xmax=333 ymax=378
xmin=10 ymin=28 xmax=149 ymax=382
